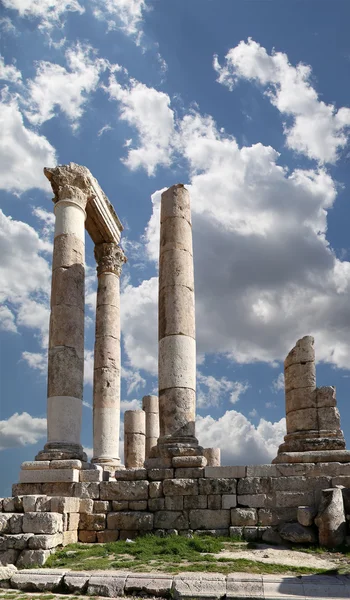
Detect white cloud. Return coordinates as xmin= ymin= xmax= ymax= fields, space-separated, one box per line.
xmin=122 ymin=367 xmax=146 ymax=396
xmin=26 ymin=44 xmax=107 ymax=129
xmin=0 ymin=412 xmax=46 ymax=450
xmin=107 ymin=75 xmax=175 ymax=175
xmin=120 ymin=399 xmax=142 ymax=412
xmin=272 ymin=372 xmax=285 ymax=393
xmin=2 ymin=0 xmax=84 ymax=30
xmin=214 ymin=39 xmax=350 ymax=164
xmin=196 ymin=410 xmax=285 ymax=465
xmin=92 ymin=0 xmax=147 ymax=43
xmin=0 ymin=55 xmax=21 ymax=83
xmin=197 ymin=371 xmax=249 ymax=408
xmin=84 ymin=350 xmax=94 ymax=387
xmin=0 ymin=95 xmax=56 ymax=193
xmin=22 ymin=351 xmax=47 ymax=373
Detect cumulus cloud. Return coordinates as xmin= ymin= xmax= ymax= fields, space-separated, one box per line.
xmin=122 ymin=367 xmax=147 ymax=396
xmin=0 ymin=55 xmax=22 ymax=83
xmin=0 ymin=96 xmax=56 ymax=193
xmin=196 ymin=411 xmax=285 ymax=465
xmin=197 ymin=372 xmax=249 ymax=408
xmin=120 ymin=399 xmax=142 ymax=412
xmin=107 ymin=75 xmax=175 ymax=175
xmin=0 ymin=412 xmax=46 ymax=450
xmin=26 ymin=44 xmax=108 ymax=129
xmin=2 ymin=0 xmax=84 ymax=30
xmin=92 ymin=0 xmax=148 ymax=42
xmin=214 ymin=38 xmax=350 ymax=164
xmin=272 ymin=372 xmax=285 ymax=393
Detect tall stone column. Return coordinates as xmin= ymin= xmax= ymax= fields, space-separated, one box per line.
xmin=37 ymin=166 xmax=90 ymax=461
xmin=142 ymin=395 xmax=159 ymax=459
xmin=92 ymin=243 xmax=126 ymax=466
xmin=157 ymin=184 xmax=204 ymax=466
xmin=124 ymin=410 xmax=146 ymax=468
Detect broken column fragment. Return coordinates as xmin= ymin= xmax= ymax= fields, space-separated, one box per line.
xmin=273 ymin=336 xmax=349 ymax=464
xmin=124 ymin=410 xmax=146 ymax=468
xmin=142 ymin=395 xmax=159 ymax=459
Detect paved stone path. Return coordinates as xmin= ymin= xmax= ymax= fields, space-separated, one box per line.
xmin=2 ymin=568 xmax=350 ymax=599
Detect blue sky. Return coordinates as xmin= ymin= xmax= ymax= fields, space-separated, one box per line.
xmin=1 ymin=0 xmax=350 ymax=496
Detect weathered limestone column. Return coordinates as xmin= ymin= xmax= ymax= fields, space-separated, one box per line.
xmin=204 ymin=448 xmax=221 ymax=466
xmin=37 ymin=165 xmax=90 ymax=461
xmin=142 ymin=395 xmax=159 ymax=459
xmin=92 ymin=243 xmax=126 ymax=466
xmin=124 ymin=410 xmax=146 ymax=468
xmin=157 ymin=184 xmax=204 ymax=466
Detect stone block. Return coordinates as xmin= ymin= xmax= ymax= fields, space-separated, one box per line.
xmin=87 ymin=575 xmax=127 ymax=597
xmin=231 ymin=508 xmax=257 ymax=526
xmin=16 ymin=549 xmax=52 ymax=568
xmin=222 ymin=495 xmax=237 ymax=509
xmin=237 ymin=478 xmax=270 ymax=495
xmin=80 ymin=469 xmax=103 ymax=482
xmin=9 ymin=515 xmax=23 ymax=534
xmin=175 ymin=467 xmax=205 ymax=479
xmin=184 ymin=495 xmax=207 ymax=509
xmin=68 ymin=513 xmax=80 ymax=531
xmin=148 ymin=498 xmax=165 ymax=511
xmin=62 ymin=531 xmax=78 ymax=545
xmin=261 ymin=527 xmax=283 ymax=545
xmin=149 ymin=481 xmax=163 ymax=498
xmin=154 ymin=511 xmax=189 ymax=529
xmin=119 ymin=529 xmax=139 ymax=540
xmin=229 ymin=526 xmax=243 ymax=538
xmin=79 ymin=530 xmax=97 ymax=543
xmin=64 ymin=573 xmax=89 ymax=594
xmin=195 ymin=529 xmax=229 ymax=537
xmin=286 ymin=408 xmax=318 ymax=433
xmin=125 ymin=573 xmax=173 ymax=597
xmin=100 ymin=480 xmax=149 ymax=501
xmin=0 ymin=550 xmax=19 ymax=566
xmin=246 ymin=465 xmax=278 ymax=477
xmin=189 ymin=510 xmax=230 ymax=530
xmin=227 ymin=573 xmax=263 ymax=599
xmin=0 ymin=564 xmax=17 ymax=587
xmin=12 ymin=483 xmax=43 ymax=496
xmin=114 ymin=468 xmax=147 ymax=480
xmin=297 ymin=506 xmax=316 ymax=527
xmin=50 ymin=459 xmax=82 ymax=469
xmin=172 ymin=456 xmax=206 ymax=468
xmin=79 ymin=513 xmax=106 ymax=531
xmin=258 ymin=507 xmax=297 ymax=526
xmin=112 ymin=500 xmax=129 ymax=511
xmin=273 ymin=491 xmax=314 ymax=508
xmin=73 ymin=482 xmax=100 ymax=499
xmin=51 ymin=496 xmax=80 ymax=513
xmin=284 ymin=361 xmax=315 ymax=392
xmin=173 ymin=572 xmax=226 ymax=599
xmin=96 ymin=530 xmax=119 ymax=542
xmin=148 ymin=468 xmax=174 ymax=480
xmin=42 ymin=483 xmax=74 ymax=496
xmin=286 ymin=387 xmax=316 ymax=412
xmin=129 ymin=500 xmax=148 ymax=511
xmin=163 ymin=478 xmax=198 ymax=496
xmin=11 ymin=570 xmax=63 ymax=590
xmin=165 ymin=496 xmax=184 ymax=510
xmin=79 ymin=498 xmax=94 ymax=513
xmin=107 ymin=511 xmax=153 ymax=530
xmin=2 ymin=498 xmax=15 ymax=512
xmin=22 ymin=495 xmax=51 ymax=513
xmin=317 ymin=386 xmax=336 ymax=407
xmin=318 ymin=406 xmax=341 ymax=430
xmin=93 ymin=500 xmax=110 ymax=513
xmin=5 ymin=534 xmax=33 ymax=550
xmin=22 ymin=513 xmax=63 ymax=534
xmin=199 ymin=478 xmax=236 ymax=495
xmin=19 ymin=469 xmax=79 ymax=483
xmin=242 ymin=527 xmax=260 ymax=542
xmin=271 ymin=475 xmax=331 ymax=492
xmin=315 ymin=487 xmax=347 ymax=547
xmin=205 ymin=466 xmax=246 ymax=478
xmin=238 ymin=494 xmax=267 ymax=508
xmin=28 ymin=533 xmax=63 ymax=550
xmin=21 ymin=461 xmax=51 ymax=470
xmin=279 ymin=522 xmax=317 ymax=544
xmin=208 ymin=495 xmax=221 ymax=510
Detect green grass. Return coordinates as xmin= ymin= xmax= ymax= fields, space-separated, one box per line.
xmin=41 ymin=533 xmax=338 ymax=576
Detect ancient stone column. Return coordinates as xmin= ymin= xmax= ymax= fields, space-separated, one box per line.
xmin=37 ymin=165 xmax=90 ymax=461
xmin=92 ymin=243 xmax=126 ymax=466
xmin=124 ymin=410 xmax=146 ymax=468
xmin=157 ymin=184 xmax=204 ymax=466
xmin=142 ymin=395 xmax=159 ymax=459
xmin=204 ymin=448 xmax=221 ymax=467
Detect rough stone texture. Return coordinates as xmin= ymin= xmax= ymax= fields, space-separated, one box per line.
xmin=125 ymin=573 xmax=173 ymax=597
xmin=163 ymin=478 xmax=198 ymax=496
xmin=107 ymin=511 xmax=153 ymax=531
xmin=64 ymin=573 xmax=89 ymax=594
xmin=199 ymin=478 xmax=236 ymax=495
xmin=297 ymin=505 xmax=316 ymax=527
xmin=79 ymin=513 xmax=106 ymax=531
xmin=173 ymin=573 xmax=226 ymax=600
xmin=22 ymin=513 xmax=63 ymax=534
xmin=100 ymin=480 xmax=148 ymax=501
xmin=79 ymin=530 xmax=96 ymax=543
xmin=154 ymin=511 xmax=189 ymax=530
xmin=51 ymin=496 xmax=80 ymax=513
xmin=189 ymin=510 xmax=230 ymax=530
xmin=11 ymin=570 xmax=64 ymax=591
xmin=279 ymin=522 xmax=318 ymax=544
xmin=315 ymin=487 xmax=347 ymax=547
xmin=16 ymin=550 xmax=51 ymax=568
xmin=231 ymin=508 xmax=257 ymax=526
xmin=87 ymin=575 xmax=127 ymax=597
xmin=142 ymin=395 xmax=160 ymax=459
xmin=0 ymin=565 xmax=17 ymax=587
xmin=203 ymin=448 xmax=221 ymax=467
xmin=28 ymin=534 xmax=63 ymax=550
xmin=19 ymin=469 xmax=79 ymax=484
xmin=73 ymin=483 xmax=100 ymax=499
xmin=124 ymin=410 xmax=146 ymax=468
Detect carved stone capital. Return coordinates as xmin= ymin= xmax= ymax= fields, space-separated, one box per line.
xmin=94 ymin=242 xmax=127 ymax=276
xmin=44 ymin=163 xmax=94 ymax=210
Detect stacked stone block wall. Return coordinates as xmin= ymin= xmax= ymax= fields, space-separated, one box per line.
xmin=2 ymin=462 xmax=350 ymax=566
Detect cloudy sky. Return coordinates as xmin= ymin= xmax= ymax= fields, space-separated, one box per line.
xmin=1 ymin=0 xmax=350 ymax=496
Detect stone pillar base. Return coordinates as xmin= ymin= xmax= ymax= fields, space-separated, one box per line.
xmin=157 ymin=436 xmax=207 ymax=468
xmin=91 ymin=457 xmax=121 ymax=467
xmin=35 ymin=442 xmax=87 ymax=462
xmin=272 ymin=449 xmax=350 ymax=464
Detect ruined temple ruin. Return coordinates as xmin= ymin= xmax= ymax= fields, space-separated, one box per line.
xmin=1 ymin=162 xmax=350 ymax=568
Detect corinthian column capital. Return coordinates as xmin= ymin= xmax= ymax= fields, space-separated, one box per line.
xmin=94 ymin=242 xmax=127 ymax=277
xmin=44 ymin=163 xmax=95 ymax=210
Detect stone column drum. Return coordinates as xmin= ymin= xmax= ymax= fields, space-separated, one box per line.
xmin=142 ymin=395 xmax=159 ymax=459
xmin=37 ymin=166 xmax=90 ymax=461
xmin=204 ymin=448 xmax=221 ymax=467
xmin=92 ymin=243 xmax=126 ymax=466
xmin=157 ymin=184 xmax=204 ymax=466
xmin=124 ymin=410 xmax=146 ymax=468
